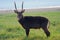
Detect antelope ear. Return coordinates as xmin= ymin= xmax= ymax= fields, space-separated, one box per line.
xmin=14 ymin=10 xmax=18 ymax=13
xmin=23 ymin=9 xmax=25 ymax=13
xmin=21 ymin=9 xmax=25 ymax=13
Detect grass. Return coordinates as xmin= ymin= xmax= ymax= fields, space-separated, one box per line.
xmin=0 ymin=11 xmax=60 ymax=40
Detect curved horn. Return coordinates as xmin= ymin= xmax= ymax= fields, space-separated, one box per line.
xmin=22 ymin=1 xmax=24 ymax=10
xmin=14 ymin=1 xmax=17 ymax=10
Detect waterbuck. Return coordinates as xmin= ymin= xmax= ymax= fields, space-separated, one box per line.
xmin=14 ymin=2 xmax=50 ymax=37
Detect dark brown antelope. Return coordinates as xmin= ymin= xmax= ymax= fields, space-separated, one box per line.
xmin=14 ymin=2 xmax=50 ymax=37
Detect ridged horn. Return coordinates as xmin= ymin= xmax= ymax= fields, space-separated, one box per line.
xmin=22 ymin=1 xmax=24 ymax=10
xmin=14 ymin=1 xmax=17 ymax=10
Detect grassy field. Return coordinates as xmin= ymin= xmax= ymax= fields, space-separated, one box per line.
xmin=0 ymin=11 xmax=60 ymax=40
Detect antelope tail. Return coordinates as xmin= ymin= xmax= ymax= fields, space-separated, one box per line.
xmin=47 ymin=20 xmax=50 ymax=28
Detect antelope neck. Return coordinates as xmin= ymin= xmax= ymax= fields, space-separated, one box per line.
xmin=18 ymin=15 xmax=23 ymax=20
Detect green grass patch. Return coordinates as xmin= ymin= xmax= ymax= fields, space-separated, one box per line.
xmin=0 ymin=11 xmax=60 ymax=40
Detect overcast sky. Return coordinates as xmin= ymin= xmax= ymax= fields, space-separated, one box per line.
xmin=0 ymin=0 xmax=60 ymax=9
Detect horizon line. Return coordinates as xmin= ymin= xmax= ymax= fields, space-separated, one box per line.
xmin=0 ymin=6 xmax=60 ymax=10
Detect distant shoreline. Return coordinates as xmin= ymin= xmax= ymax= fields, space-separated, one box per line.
xmin=0 ymin=6 xmax=60 ymax=13
xmin=0 ymin=6 xmax=60 ymax=10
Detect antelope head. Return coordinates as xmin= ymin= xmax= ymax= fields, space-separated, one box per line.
xmin=14 ymin=1 xmax=25 ymax=14
xmin=14 ymin=1 xmax=25 ymax=20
